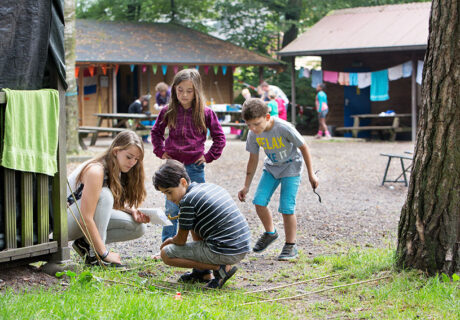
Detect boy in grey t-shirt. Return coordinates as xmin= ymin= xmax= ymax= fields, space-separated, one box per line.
xmin=238 ymin=98 xmax=319 ymax=260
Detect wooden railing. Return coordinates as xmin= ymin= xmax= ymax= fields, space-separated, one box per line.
xmin=0 ymin=81 xmax=69 ymax=265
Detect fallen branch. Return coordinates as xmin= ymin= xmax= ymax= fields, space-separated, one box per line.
xmin=239 ymin=275 xmax=391 ymax=306
xmin=243 ymin=274 xmax=341 ymax=295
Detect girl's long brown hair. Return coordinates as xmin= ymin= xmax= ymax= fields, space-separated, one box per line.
xmin=163 ymin=68 xmax=207 ymax=132
xmin=77 ymin=131 xmax=146 ymax=209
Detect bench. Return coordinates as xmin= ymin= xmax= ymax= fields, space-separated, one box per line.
xmin=78 ymin=128 xmax=95 ymax=150
xmin=380 ymin=153 xmax=413 ymax=186
xmin=79 ymin=126 xmax=151 ymax=147
xmin=220 ymin=122 xmax=248 ymax=141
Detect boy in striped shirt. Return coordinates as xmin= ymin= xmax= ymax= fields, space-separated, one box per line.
xmin=154 ymin=160 xmax=251 ymax=289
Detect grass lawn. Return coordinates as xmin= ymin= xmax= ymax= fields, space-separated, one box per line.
xmin=1 ymin=247 xmax=458 ymax=320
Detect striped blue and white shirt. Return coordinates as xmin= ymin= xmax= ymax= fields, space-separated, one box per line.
xmin=178 ymin=182 xmax=251 ymax=255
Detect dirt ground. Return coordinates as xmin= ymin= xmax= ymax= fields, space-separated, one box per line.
xmin=0 ymin=135 xmax=413 ymax=290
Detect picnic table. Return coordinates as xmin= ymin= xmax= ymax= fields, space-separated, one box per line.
xmin=79 ymin=113 xmax=158 ymax=147
xmin=336 ymin=113 xmax=411 ymax=141
xmin=211 ymin=107 xmax=248 ymax=141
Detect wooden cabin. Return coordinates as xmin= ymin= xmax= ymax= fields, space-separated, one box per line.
xmin=75 ymin=20 xmax=282 ymax=127
xmin=279 ymin=2 xmax=431 ymax=140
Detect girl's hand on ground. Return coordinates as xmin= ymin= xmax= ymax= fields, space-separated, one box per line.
xmin=105 ymin=251 xmax=122 ymax=264
xmin=309 ymin=173 xmax=319 ymax=189
xmin=132 ymin=209 xmax=150 ymax=223
xmin=194 ymin=155 xmax=206 ymax=165
xmin=238 ymin=187 xmax=248 ymax=202
xmin=162 ymin=152 xmax=171 ymax=159
xmin=160 ymin=238 xmax=174 ymax=250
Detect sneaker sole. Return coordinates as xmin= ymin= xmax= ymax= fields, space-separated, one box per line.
xmin=277 ymin=254 xmax=299 ymax=261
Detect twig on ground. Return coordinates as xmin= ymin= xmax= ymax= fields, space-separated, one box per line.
xmin=239 ymin=275 xmax=392 ymax=306
xmin=243 ymin=274 xmax=341 ymax=295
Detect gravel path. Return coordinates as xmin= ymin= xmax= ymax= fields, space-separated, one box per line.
xmin=68 ymin=136 xmax=412 ymax=263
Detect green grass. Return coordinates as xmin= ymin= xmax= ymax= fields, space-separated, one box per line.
xmin=1 ymin=248 xmax=458 ymax=320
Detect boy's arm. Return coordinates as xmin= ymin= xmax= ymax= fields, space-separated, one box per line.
xmin=299 ymin=143 xmax=319 ymax=189
xmin=238 ymin=152 xmax=259 ymax=202
xmin=160 ymin=229 xmax=189 ymax=249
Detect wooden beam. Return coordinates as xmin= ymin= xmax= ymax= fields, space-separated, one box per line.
xmin=4 ymin=169 xmax=16 ymax=249
xmin=21 ymin=172 xmax=34 ymax=247
xmin=37 ymin=174 xmax=50 ymax=244
xmin=290 ymin=58 xmax=297 ymax=125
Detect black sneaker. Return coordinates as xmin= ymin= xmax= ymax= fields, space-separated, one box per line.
xmin=277 ymin=243 xmax=298 ymax=261
xmin=178 ymin=269 xmax=212 ymax=283
xmin=72 ymin=238 xmax=92 ymax=264
xmin=205 ymin=265 xmax=238 ymax=289
xmin=253 ymin=231 xmax=279 ymax=253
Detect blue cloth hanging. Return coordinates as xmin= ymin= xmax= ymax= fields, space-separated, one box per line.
xmin=349 ymin=73 xmax=358 ymax=86
xmin=370 ymin=70 xmax=389 ymax=101
xmin=311 ymin=70 xmax=323 ymax=88
xmin=402 ymin=61 xmax=412 ymax=78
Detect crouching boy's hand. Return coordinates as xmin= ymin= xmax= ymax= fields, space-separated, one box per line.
xmin=160 ymin=237 xmax=174 ymax=250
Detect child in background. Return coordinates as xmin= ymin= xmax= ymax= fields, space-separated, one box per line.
xmin=241 ymin=88 xmax=252 ymax=100
xmin=315 ymin=83 xmax=331 ymax=139
xmin=267 ymin=91 xmax=279 ymax=117
xmin=238 ymin=98 xmax=318 ymax=260
xmin=154 ymin=160 xmax=250 ymax=289
xmin=275 ymin=97 xmax=287 ymax=120
xmin=154 ymin=82 xmax=171 ymax=110
xmin=151 ymin=69 xmax=226 ymax=243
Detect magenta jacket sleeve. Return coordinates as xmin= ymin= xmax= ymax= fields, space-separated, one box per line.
xmin=150 ymin=107 xmax=168 ymax=159
xmin=204 ymin=108 xmax=226 ymax=163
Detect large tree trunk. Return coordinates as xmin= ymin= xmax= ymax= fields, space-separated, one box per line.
xmin=64 ymin=0 xmax=79 ymax=153
xmin=396 ymin=0 xmax=459 ymax=275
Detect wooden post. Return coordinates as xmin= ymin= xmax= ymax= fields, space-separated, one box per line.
xmin=411 ymin=54 xmax=417 ymax=143
xmin=78 ymin=66 xmax=84 ymax=126
xmin=112 ymin=66 xmax=118 ymax=113
xmin=290 ymin=58 xmax=296 ymax=125
xmin=258 ymin=66 xmax=264 ymax=85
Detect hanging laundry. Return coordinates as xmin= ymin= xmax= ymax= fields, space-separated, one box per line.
xmin=357 ymin=72 xmax=371 ymax=88
xmin=349 ymin=73 xmax=358 ymax=86
xmin=388 ymin=64 xmax=403 ymax=80
xmin=370 ymin=69 xmax=389 ymax=101
xmin=299 ymin=67 xmax=305 ymax=79
xmin=402 ymin=61 xmax=412 ymax=78
xmin=338 ymin=72 xmax=350 ymax=85
xmin=323 ymin=71 xmax=338 ymax=83
xmin=303 ymin=68 xmax=310 ymax=78
xmin=311 ymin=69 xmax=323 ymax=88
xmin=416 ymin=60 xmax=424 ymax=84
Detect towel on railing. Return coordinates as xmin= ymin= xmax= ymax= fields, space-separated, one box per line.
xmin=1 ymin=89 xmax=59 ymax=176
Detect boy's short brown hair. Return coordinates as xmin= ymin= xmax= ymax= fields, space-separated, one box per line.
xmin=242 ymin=98 xmax=269 ymax=120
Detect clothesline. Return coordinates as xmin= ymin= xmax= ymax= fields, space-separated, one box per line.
xmin=299 ymin=60 xmax=424 ymax=102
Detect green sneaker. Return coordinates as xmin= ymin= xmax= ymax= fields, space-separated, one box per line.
xmin=277 ymin=243 xmax=298 ymax=261
xmin=253 ymin=231 xmax=279 ymax=253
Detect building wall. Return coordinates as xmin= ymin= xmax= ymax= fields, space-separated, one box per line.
xmin=322 ymin=50 xmax=425 ymax=129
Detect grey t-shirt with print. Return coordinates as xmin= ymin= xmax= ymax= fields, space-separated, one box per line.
xmin=246 ymin=117 xmax=305 ymax=179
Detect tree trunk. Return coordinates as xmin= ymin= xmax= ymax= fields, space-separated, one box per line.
xmin=64 ymin=0 xmax=79 ymax=153
xmin=396 ymin=0 xmax=459 ymax=275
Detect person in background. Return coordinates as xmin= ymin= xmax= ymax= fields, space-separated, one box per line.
xmin=128 ymin=95 xmax=151 ymax=114
xmin=67 ymin=131 xmax=150 ymax=267
xmin=315 ymin=83 xmax=331 ymax=139
xmin=275 ymin=97 xmax=287 ymax=120
xmin=150 ymin=68 xmax=226 ymax=246
xmin=154 ymin=160 xmax=250 ymax=289
xmin=238 ymin=98 xmax=319 ymax=261
xmin=154 ymin=82 xmax=171 ymax=110
xmin=267 ymin=91 xmax=279 ymax=117
xmin=260 ymin=81 xmax=289 ymax=110
xmin=242 ymin=88 xmax=252 ymax=100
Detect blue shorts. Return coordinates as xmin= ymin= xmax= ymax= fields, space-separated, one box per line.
xmin=253 ymin=170 xmax=301 ymax=214
xmin=318 ymin=109 xmax=328 ymax=119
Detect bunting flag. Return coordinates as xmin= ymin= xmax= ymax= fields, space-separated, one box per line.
xmin=162 ymin=65 xmax=167 ymax=75
xmin=213 ymin=66 xmax=219 ymax=75
xmin=222 ymin=66 xmax=227 ymax=75
xmin=152 ymin=65 xmax=158 ymax=74
xmin=101 ymin=65 xmax=107 ymax=75
xmin=195 ymin=65 xmax=200 ymax=70
xmin=88 ymin=66 xmax=95 ymax=77
xmin=75 ymin=66 xmax=80 ymax=78
xmin=130 ymin=64 xmax=135 ymax=72
xmin=142 ymin=65 xmax=147 ymax=73
xmin=173 ymin=65 xmax=179 ymax=74
xmin=183 ymin=65 xmax=188 ymax=70
xmin=204 ymin=66 xmax=209 ymax=75
xmin=114 ymin=64 xmax=119 ymax=75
